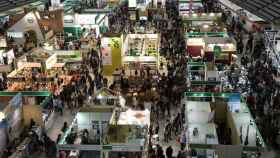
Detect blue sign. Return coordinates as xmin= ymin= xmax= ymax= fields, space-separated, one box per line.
xmin=0 ymin=119 xmax=8 ymax=128
xmin=228 ymin=93 xmax=241 ymax=102
xmin=10 ymin=93 xmax=22 ymax=108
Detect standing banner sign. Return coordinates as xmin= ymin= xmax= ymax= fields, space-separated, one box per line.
xmin=101 ymin=47 xmax=112 ymax=65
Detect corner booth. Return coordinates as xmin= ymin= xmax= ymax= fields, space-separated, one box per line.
xmin=106 ymin=108 xmax=150 ymax=158
xmin=57 ymin=107 xmax=150 ymax=158
xmin=184 ymin=92 xmax=265 ymax=158
xmin=179 ymin=0 xmax=203 ymax=16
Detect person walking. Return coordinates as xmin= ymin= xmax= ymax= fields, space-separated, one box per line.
xmin=166 ymin=146 xmax=173 ymax=158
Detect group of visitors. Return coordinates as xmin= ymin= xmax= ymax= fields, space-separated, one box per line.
xmin=221 ymin=6 xmax=280 ymax=149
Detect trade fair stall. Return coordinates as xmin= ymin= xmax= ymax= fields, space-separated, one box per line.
xmin=57 ymin=108 xmax=150 ymax=158
xmin=182 ymin=13 xmax=222 ymax=27
xmin=186 ymin=33 xmax=237 ymax=64
xmin=179 ymin=0 xmax=203 ymax=15
xmin=184 ymin=92 xmax=265 ymax=158
xmin=94 ymin=87 xmax=120 ymax=106
xmin=187 ymin=24 xmax=227 ymax=33
xmin=6 ymin=51 xmax=73 ymax=95
xmin=63 ymin=13 xmax=109 ymax=41
xmin=185 ymin=101 xmax=218 ymax=157
xmin=204 ymin=37 xmax=237 ymax=64
xmin=0 ymin=91 xmax=54 ymax=158
xmin=122 ymin=34 xmax=160 ymax=72
xmin=187 ymin=62 xmax=221 ymax=92
xmin=106 ymin=108 xmax=150 ymax=158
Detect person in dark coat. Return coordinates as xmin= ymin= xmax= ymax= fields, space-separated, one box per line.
xmin=166 ymin=146 xmax=173 ymax=158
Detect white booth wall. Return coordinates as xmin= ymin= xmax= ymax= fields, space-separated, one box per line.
xmin=7 ymin=12 xmax=44 ymax=45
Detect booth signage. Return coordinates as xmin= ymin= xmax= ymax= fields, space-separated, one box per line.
xmin=214 ymin=45 xmax=222 ymax=57
xmin=45 ymin=54 xmax=57 ymax=69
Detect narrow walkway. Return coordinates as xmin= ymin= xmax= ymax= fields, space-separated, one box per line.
xmin=45 ymin=109 xmax=76 ymax=141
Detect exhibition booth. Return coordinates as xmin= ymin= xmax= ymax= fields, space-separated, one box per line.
xmin=182 ymin=13 xmax=222 ymax=27
xmin=122 ymin=34 xmax=160 ymax=72
xmin=106 ymin=108 xmax=150 ymax=158
xmin=6 ymin=50 xmax=77 ymax=95
xmin=184 ymin=92 xmax=265 ymax=158
xmin=57 ymin=107 xmax=150 ymax=158
xmin=179 ymin=0 xmax=203 ymax=15
xmin=63 ymin=13 xmax=109 ymax=41
xmin=186 ymin=34 xmax=237 ymax=64
xmin=188 ymin=62 xmax=220 ymax=92
xmin=0 ymin=91 xmax=53 ymax=156
xmin=0 ymin=91 xmax=54 ymax=158
xmin=204 ymin=37 xmax=237 ymax=64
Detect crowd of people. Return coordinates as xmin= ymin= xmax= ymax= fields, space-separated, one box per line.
xmin=222 ymin=6 xmax=280 ymax=149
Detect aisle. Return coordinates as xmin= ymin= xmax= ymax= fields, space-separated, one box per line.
xmin=156 ymin=103 xmax=186 ymax=157
xmin=45 ymin=109 xmax=76 ymax=141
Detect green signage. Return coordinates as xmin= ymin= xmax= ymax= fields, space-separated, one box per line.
xmin=213 ymin=45 xmax=222 ymax=57
xmin=102 ymin=145 xmax=112 ymax=150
